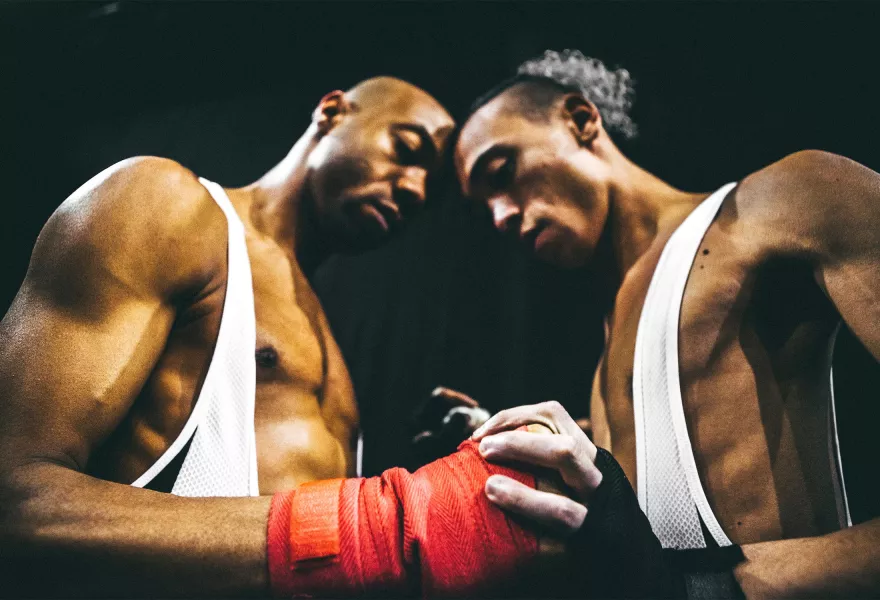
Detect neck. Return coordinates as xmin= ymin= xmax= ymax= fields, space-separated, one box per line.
xmin=243 ymin=124 xmax=330 ymax=274
xmin=601 ymin=147 xmax=703 ymax=281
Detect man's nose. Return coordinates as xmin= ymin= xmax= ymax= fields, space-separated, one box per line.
xmin=489 ymin=198 xmax=522 ymax=234
xmin=393 ymin=167 xmax=427 ymax=215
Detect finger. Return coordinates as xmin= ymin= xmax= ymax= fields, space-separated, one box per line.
xmin=479 ymin=431 xmax=603 ymax=497
xmin=431 ymin=386 xmax=480 ymax=408
xmin=523 ymin=423 xmax=555 ymax=435
xmin=471 ymin=400 xmax=581 ymax=440
xmin=471 ymin=403 xmax=559 ymax=440
xmin=485 ymin=474 xmax=587 ymax=536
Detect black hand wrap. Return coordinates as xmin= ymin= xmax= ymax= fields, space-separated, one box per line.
xmin=572 ymin=448 xmax=745 ymax=600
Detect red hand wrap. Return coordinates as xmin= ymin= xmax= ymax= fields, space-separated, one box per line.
xmin=267 ymin=440 xmax=539 ymax=598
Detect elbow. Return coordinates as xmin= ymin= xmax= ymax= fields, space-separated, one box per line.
xmin=0 ymin=464 xmax=46 ymax=552
xmin=0 ymin=482 xmax=48 ymax=597
xmin=0 ymin=460 xmax=76 ymax=554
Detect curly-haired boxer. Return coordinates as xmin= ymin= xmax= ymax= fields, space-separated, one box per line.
xmin=456 ymin=50 xmax=880 ymax=598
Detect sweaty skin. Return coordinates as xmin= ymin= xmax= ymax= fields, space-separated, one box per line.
xmin=456 ymin=82 xmax=880 ymax=597
xmin=0 ymin=77 xmax=455 ymax=596
xmin=591 ymin=154 xmax=875 ymax=544
xmin=88 ymin=173 xmax=358 ymax=492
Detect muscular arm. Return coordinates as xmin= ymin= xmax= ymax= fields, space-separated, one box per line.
xmin=0 ymin=158 xmax=550 ymax=598
xmin=734 ymin=150 xmax=880 ymax=598
xmin=0 ymin=158 xmax=272 ymax=597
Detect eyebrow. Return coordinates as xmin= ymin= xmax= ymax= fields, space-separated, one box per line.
xmin=393 ymin=123 xmax=438 ymax=163
xmin=466 ymin=145 xmax=509 ymax=196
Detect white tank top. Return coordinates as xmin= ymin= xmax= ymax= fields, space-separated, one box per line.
xmin=130 ymin=178 xmax=259 ymax=497
xmin=631 ymin=182 xmax=851 ymax=549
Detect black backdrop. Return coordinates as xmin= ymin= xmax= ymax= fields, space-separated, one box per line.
xmin=2 ymin=1 xmax=878 ymax=523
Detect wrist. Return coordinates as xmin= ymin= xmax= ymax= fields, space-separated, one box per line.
xmin=266 ymin=489 xmax=296 ymax=598
xmin=267 ymin=479 xmax=409 ymax=598
xmin=664 ymin=546 xmax=746 ymax=600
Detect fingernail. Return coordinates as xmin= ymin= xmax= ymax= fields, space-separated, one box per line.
xmin=472 ymin=425 xmax=486 ymax=440
xmin=431 ymin=386 xmax=446 ymax=397
xmin=478 ymin=438 xmax=493 ymax=455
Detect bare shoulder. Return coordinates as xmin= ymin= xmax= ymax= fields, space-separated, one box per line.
xmin=29 ymin=156 xmax=228 ymax=299
xmin=735 ymin=150 xmax=880 ymax=256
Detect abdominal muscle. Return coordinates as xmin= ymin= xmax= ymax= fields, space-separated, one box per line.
xmin=253 ymin=384 xmax=352 ymax=493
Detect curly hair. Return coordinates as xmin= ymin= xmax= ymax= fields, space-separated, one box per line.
xmin=468 ymin=50 xmax=637 ymax=140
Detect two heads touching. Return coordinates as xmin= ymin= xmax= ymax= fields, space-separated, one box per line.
xmin=268 ymin=50 xmax=641 ymax=270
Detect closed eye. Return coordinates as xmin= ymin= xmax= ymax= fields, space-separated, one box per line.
xmin=486 ymin=155 xmax=516 ymax=191
xmin=391 ymin=125 xmax=436 ymax=167
xmin=394 ymin=130 xmax=422 ymax=165
xmin=467 ymin=146 xmax=518 ymax=197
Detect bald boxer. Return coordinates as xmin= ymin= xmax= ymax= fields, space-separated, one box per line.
xmin=455 ymin=51 xmax=880 ymax=597
xmin=0 ymin=77 xmax=566 ymax=597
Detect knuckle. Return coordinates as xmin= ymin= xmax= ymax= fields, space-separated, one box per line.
xmin=479 ymin=415 xmax=501 ymax=432
xmin=555 ymin=436 xmax=578 ymax=465
xmin=567 ymin=503 xmax=588 ymax=530
xmin=482 ymin=412 xmax=501 ymax=426
xmin=557 ymin=502 xmax=586 ymax=531
xmin=538 ymin=400 xmax=563 ymax=422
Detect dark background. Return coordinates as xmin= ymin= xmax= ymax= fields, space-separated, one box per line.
xmin=2 ymin=1 xmax=878 ymax=523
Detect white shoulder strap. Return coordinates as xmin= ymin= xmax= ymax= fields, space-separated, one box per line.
xmin=632 ymin=182 xmax=736 ymax=549
xmin=131 ymin=179 xmax=258 ymax=497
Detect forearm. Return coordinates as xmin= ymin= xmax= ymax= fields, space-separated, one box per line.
xmin=735 ymin=518 xmax=880 ymax=599
xmin=1 ymin=462 xmax=272 ymax=598
xmin=269 ymin=440 xmax=542 ymax=598
xmin=2 ymin=441 xmax=543 ymax=599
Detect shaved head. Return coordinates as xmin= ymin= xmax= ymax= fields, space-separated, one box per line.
xmin=303 ymin=76 xmax=455 ymax=251
xmin=346 ymin=77 xmax=451 ymax=127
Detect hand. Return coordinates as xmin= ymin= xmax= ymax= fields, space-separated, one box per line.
xmin=411 ymin=387 xmax=491 ymax=464
xmin=474 ymin=402 xmax=740 ymax=599
xmin=472 ymin=401 xmax=603 ymax=536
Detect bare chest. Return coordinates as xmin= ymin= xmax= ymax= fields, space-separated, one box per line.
xmin=602 ymin=218 xmax=841 ymax=543
xmin=248 ymin=242 xmax=325 ymax=391
xmin=97 ymin=236 xmax=357 ymax=491
xmin=246 ymin=240 xmax=358 ymax=489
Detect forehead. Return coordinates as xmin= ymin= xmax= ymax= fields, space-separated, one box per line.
xmin=364 ymin=87 xmax=454 ymax=139
xmin=455 ymin=94 xmax=549 ymax=175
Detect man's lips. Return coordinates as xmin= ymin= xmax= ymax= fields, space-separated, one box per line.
xmin=371 ymin=198 xmax=402 ymax=227
xmin=359 ymin=202 xmax=389 ymax=233
xmin=534 ymin=226 xmax=555 ymax=253
xmin=521 ymin=222 xmax=552 ymax=253
xmin=350 ymin=198 xmax=402 ymax=236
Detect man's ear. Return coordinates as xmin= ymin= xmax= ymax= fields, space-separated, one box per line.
xmin=562 ymin=94 xmax=601 ymax=147
xmin=313 ymin=90 xmax=350 ymax=134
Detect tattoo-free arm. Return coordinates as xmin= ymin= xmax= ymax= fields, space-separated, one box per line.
xmin=734 ymin=150 xmax=880 ymax=598
xmin=0 ymin=158 xmax=273 ymax=597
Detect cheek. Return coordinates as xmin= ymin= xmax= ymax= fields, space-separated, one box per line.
xmin=544 ymin=212 xmax=599 ymax=268
xmin=556 ymin=156 xmax=609 ymax=229
xmin=553 ymin=205 xmax=596 ymax=247
xmin=530 ymin=174 xmax=607 ymax=266
xmin=524 ymin=160 xmax=603 ymax=222
xmin=307 ymin=137 xmax=377 ymax=207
